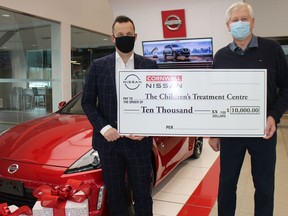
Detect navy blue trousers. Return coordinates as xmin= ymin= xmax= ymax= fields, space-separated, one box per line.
xmin=218 ymin=135 xmax=277 ymax=216
xmin=97 ymin=137 xmax=153 ymax=216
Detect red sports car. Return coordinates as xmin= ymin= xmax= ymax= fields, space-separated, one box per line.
xmin=0 ymin=92 xmax=203 ymax=215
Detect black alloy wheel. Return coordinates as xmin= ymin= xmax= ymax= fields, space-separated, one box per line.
xmin=192 ymin=137 xmax=203 ymax=159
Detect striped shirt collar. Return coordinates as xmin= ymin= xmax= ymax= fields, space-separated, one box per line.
xmin=229 ymin=34 xmax=258 ymax=55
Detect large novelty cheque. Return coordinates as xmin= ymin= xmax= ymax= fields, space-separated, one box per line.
xmin=117 ymin=69 xmax=267 ymax=137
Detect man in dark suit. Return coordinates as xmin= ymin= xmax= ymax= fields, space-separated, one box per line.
xmin=81 ymin=15 xmax=158 ymax=216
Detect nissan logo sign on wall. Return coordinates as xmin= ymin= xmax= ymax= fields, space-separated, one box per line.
xmin=164 ymin=15 xmax=182 ymax=31
xmin=161 ymin=9 xmax=186 ymax=38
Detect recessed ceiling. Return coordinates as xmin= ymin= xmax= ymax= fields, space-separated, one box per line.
xmin=0 ymin=8 xmax=113 ymax=51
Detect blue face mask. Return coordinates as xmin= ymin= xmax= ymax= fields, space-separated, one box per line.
xmin=230 ymin=21 xmax=251 ymax=40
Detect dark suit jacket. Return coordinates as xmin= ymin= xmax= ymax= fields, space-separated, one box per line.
xmin=81 ymin=52 xmax=158 ymax=150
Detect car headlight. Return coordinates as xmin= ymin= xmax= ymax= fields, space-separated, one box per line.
xmin=65 ymin=149 xmax=101 ymax=174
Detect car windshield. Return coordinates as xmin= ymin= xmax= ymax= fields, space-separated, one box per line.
xmin=59 ymin=92 xmax=85 ymax=115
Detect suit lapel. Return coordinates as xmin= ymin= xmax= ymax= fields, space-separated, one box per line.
xmin=107 ymin=53 xmax=116 ymax=85
xmin=134 ymin=53 xmax=142 ymax=69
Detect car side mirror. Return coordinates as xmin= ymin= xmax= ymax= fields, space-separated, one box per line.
xmin=58 ymin=101 xmax=66 ymax=109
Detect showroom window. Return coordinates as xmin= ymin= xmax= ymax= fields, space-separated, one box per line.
xmin=0 ymin=8 xmax=115 ymax=131
xmin=71 ymin=26 xmax=114 ymax=97
xmin=0 ymin=7 xmax=59 ymax=130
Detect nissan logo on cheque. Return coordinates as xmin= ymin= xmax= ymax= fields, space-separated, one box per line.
xmin=123 ymin=74 xmax=142 ymax=90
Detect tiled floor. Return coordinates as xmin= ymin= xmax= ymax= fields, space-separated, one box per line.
xmin=153 ymin=116 xmax=288 ymax=216
xmin=152 ymin=138 xmax=219 ymax=216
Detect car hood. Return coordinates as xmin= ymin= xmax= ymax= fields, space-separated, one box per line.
xmin=0 ymin=114 xmax=93 ymax=167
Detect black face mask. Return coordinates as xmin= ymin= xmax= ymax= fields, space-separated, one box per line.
xmin=114 ymin=36 xmax=135 ymax=53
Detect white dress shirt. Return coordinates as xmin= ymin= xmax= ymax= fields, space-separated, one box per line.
xmin=100 ymin=52 xmax=134 ymax=135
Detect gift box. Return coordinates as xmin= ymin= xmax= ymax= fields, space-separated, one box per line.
xmin=32 ymin=179 xmax=95 ymax=216
xmin=0 ymin=203 xmax=32 ymax=216
xmin=32 ymin=196 xmax=88 ymax=216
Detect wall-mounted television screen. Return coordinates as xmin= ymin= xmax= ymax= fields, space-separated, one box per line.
xmin=142 ymin=37 xmax=213 ymax=69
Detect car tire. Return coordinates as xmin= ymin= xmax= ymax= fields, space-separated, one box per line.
xmin=163 ymin=54 xmax=167 ymax=62
xmin=191 ymin=137 xmax=203 ymax=158
xmin=172 ymin=52 xmax=177 ymax=61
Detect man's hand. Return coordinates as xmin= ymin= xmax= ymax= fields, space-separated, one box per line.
xmin=208 ymin=138 xmax=221 ymax=152
xmin=264 ymin=116 xmax=276 ymax=139
xmin=104 ymin=128 xmax=120 ymax=142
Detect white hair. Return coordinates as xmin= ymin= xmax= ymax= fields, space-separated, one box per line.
xmin=225 ymin=2 xmax=254 ymax=23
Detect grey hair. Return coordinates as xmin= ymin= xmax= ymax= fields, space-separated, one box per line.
xmin=225 ymin=2 xmax=254 ymax=23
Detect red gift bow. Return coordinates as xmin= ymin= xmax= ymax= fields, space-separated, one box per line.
xmin=0 ymin=203 xmax=32 ymax=216
xmin=33 ymin=179 xmax=97 ymax=216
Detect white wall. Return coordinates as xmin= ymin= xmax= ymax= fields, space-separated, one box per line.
xmin=108 ymin=0 xmax=288 ymax=54
xmin=108 ymin=0 xmax=236 ymax=55
xmin=2 ymin=0 xmax=287 ymax=53
xmin=1 ymin=0 xmax=287 ymax=107
xmin=1 ymin=0 xmax=287 ymax=56
xmin=0 ymin=0 xmax=114 ymax=35
xmin=246 ymin=0 xmax=288 ymax=37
